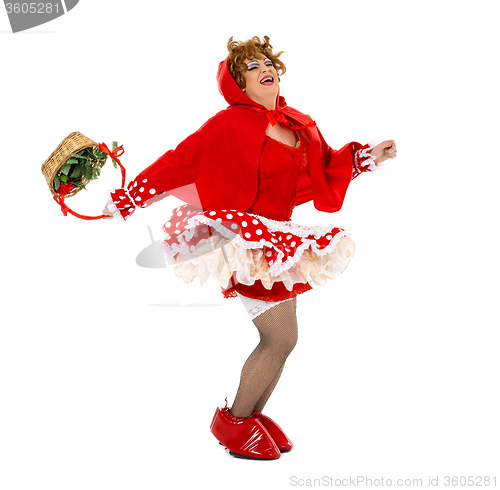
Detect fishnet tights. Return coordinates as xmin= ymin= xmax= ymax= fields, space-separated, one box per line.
xmin=229 ymin=296 xmax=298 ymax=418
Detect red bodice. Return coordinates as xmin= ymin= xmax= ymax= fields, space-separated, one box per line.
xmin=244 ymin=134 xmax=310 ymax=222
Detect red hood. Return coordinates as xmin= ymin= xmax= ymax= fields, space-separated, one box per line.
xmin=216 ymin=56 xmax=285 ymax=110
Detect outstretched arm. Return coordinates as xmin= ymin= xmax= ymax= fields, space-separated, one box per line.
xmin=295 ymin=129 xmax=397 ymax=212
xmin=351 ymin=141 xmax=380 ymax=180
xmin=101 ymin=113 xmax=225 ymax=223
xmin=103 ymin=174 xmax=168 ymax=222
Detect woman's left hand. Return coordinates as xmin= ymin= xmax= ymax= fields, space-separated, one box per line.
xmin=102 ymin=203 xmax=114 ymax=219
xmin=369 ymin=140 xmax=397 ymax=164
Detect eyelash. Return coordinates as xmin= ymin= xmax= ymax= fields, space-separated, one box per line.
xmin=248 ymin=62 xmax=273 ymax=71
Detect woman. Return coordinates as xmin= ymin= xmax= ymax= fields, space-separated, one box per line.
xmin=103 ymin=35 xmax=397 ymax=460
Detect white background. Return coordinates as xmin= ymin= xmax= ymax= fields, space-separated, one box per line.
xmin=1 ymin=1 xmax=499 ymax=489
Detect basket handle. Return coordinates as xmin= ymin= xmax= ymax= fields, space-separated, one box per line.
xmin=52 ymin=143 xmax=126 ymax=221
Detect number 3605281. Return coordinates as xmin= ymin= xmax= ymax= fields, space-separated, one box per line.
xmin=5 ymin=3 xmax=60 ymax=14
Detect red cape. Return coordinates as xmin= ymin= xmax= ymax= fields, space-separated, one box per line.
xmin=140 ymin=56 xmax=358 ymax=213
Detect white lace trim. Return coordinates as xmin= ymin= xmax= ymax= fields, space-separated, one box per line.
xmin=161 ymin=212 xmax=354 ymax=278
xmin=237 ymin=293 xmax=295 ymax=320
xmin=104 ymin=189 xmax=126 ymax=223
xmin=162 ymin=208 xmax=340 ymax=240
xmin=245 ymin=212 xmax=340 ymax=238
xmin=354 ymin=140 xmax=384 ymax=172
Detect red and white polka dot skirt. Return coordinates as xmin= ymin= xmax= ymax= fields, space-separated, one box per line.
xmin=160 ymin=204 xmax=356 ymax=300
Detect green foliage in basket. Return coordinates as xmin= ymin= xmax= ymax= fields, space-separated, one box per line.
xmin=53 ymin=141 xmax=119 ymax=192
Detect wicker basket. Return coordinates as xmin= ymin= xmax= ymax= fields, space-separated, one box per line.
xmin=41 ymin=131 xmax=107 ymax=198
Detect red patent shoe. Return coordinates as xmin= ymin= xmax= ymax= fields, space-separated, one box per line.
xmin=210 ymin=398 xmax=281 ymax=460
xmin=252 ymin=410 xmax=293 ymax=453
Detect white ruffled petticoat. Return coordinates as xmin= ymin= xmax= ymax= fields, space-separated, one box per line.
xmin=160 ymin=205 xmax=356 ymax=297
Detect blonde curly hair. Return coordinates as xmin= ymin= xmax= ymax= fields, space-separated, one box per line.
xmin=227 ymin=35 xmax=286 ymax=90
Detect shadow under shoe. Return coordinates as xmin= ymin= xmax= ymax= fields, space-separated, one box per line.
xmin=252 ymin=410 xmax=293 ymax=453
xmin=210 ymin=398 xmax=281 ymax=460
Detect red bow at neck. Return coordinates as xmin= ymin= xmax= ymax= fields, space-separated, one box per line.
xmin=252 ymin=105 xmax=317 ymax=131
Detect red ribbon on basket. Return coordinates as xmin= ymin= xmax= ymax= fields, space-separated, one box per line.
xmin=98 ymin=142 xmax=126 ymax=187
xmin=52 ymin=142 xmax=127 ymax=220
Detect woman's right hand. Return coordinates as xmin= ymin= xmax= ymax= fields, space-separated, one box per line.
xmin=102 ymin=203 xmax=114 ymax=219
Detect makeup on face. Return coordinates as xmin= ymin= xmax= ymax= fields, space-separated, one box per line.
xmin=245 ymin=58 xmax=276 ymax=86
xmin=246 ymin=58 xmax=274 ymax=71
